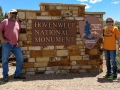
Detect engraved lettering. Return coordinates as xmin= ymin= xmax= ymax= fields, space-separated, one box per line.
xmin=40 ymin=30 xmax=45 ymax=35
xmin=53 ymin=23 xmax=57 ymax=27
xmin=35 ymin=22 xmax=40 ymax=27
xmin=41 ymin=22 xmax=47 ymax=27
xmin=48 ymin=22 xmax=53 ymax=27
xmin=56 ymin=37 xmax=61 ymax=42
xmin=35 ymin=37 xmax=39 ymax=42
xmin=58 ymin=23 xmax=63 ymax=27
xmin=32 ymin=20 xmax=76 ymax=45
xmin=71 ymin=23 xmax=75 ymax=27
xmin=40 ymin=37 xmax=46 ymax=42
xmin=45 ymin=37 xmax=51 ymax=42
xmin=35 ymin=30 xmax=40 ymax=35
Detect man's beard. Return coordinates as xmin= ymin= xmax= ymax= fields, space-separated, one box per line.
xmin=10 ymin=16 xmax=16 ymax=20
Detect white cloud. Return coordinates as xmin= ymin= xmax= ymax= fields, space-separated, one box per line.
xmin=81 ymin=3 xmax=91 ymax=9
xmin=77 ymin=0 xmax=91 ymax=9
xmin=111 ymin=1 xmax=119 ymax=4
xmin=77 ymin=0 xmax=102 ymax=4
xmin=90 ymin=0 xmax=102 ymax=4
xmin=77 ymin=0 xmax=88 ymax=2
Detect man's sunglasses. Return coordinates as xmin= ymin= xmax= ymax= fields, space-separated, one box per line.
xmin=106 ymin=20 xmax=113 ymax=23
xmin=11 ymin=12 xmax=17 ymax=15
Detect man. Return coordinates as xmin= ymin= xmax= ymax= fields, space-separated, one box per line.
xmin=0 ymin=9 xmax=26 ymax=82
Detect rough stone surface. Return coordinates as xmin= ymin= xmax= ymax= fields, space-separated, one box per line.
xmin=16 ymin=3 xmax=105 ymax=74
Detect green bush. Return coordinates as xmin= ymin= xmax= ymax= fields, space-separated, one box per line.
xmin=116 ymin=50 xmax=120 ymax=71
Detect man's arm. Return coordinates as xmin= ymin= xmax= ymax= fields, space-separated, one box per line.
xmin=0 ymin=30 xmax=4 ymax=40
xmin=0 ymin=30 xmax=8 ymax=43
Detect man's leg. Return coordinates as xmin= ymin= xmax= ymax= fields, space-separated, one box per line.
xmin=2 ymin=43 xmax=11 ymax=82
xmin=2 ymin=43 xmax=11 ymax=77
xmin=12 ymin=46 xmax=25 ymax=79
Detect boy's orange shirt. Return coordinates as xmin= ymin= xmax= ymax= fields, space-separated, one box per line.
xmin=103 ymin=26 xmax=120 ymax=50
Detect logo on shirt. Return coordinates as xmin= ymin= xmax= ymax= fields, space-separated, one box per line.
xmin=104 ymin=30 xmax=114 ymax=37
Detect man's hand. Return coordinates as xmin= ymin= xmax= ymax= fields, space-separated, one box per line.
xmin=16 ymin=43 xmax=19 ymax=47
xmin=1 ymin=38 xmax=8 ymax=44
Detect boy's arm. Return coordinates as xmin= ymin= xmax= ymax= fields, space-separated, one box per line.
xmin=117 ymin=35 xmax=120 ymax=51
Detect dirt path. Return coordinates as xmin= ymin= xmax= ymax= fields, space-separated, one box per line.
xmin=0 ymin=60 xmax=120 ymax=90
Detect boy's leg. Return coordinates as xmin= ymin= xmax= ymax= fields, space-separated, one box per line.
xmin=110 ymin=50 xmax=117 ymax=77
xmin=104 ymin=50 xmax=111 ymax=75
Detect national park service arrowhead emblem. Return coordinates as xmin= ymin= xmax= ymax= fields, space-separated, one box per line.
xmin=79 ymin=16 xmax=103 ymax=50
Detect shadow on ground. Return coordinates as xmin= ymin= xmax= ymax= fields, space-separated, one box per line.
xmin=0 ymin=72 xmax=120 ymax=85
xmin=0 ymin=72 xmax=100 ymax=81
xmin=97 ymin=77 xmax=120 ymax=83
xmin=0 ymin=68 xmax=102 ymax=85
xmin=97 ymin=69 xmax=120 ymax=83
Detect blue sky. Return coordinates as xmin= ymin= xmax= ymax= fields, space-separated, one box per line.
xmin=0 ymin=0 xmax=120 ymax=21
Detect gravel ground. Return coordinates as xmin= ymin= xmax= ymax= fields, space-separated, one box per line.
xmin=0 ymin=62 xmax=120 ymax=90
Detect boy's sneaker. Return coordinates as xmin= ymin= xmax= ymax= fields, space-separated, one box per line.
xmin=3 ymin=76 xmax=9 ymax=82
xmin=108 ymin=75 xmax=117 ymax=80
xmin=103 ymin=73 xmax=111 ymax=78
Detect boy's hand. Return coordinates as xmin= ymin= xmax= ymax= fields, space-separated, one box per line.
xmin=101 ymin=47 xmax=104 ymax=51
xmin=118 ymin=47 xmax=120 ymax=52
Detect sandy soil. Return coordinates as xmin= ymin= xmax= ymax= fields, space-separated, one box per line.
xmin=0 ymin=60 xmax=120 ymax=90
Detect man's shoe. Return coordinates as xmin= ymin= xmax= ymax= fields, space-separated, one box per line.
xmin=3 ymin=76 xmax=9 ymax=82
xmin=108 ymin=75 xmax=117 ymax=80
xmin=103 ymin=73 xmax=111 ymax=78
xmin=14 ymin=75 xmax=26 ymax=79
